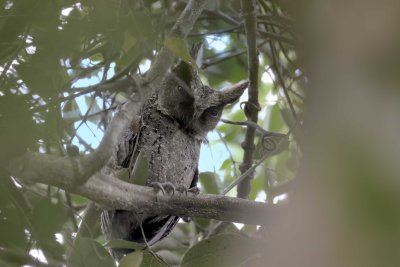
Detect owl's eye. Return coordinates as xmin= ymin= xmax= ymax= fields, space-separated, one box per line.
xmin=205 ymin=107 xmax=220 ymax=118
xmin=177 ymin=85 xmax=191 ymax=97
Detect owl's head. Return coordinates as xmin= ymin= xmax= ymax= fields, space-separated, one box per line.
xmin=158 ymin=60 xmax=247 ymax=139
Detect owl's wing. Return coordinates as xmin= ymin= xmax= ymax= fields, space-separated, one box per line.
xmin=116 ymin=115 xmax=141 ymax=168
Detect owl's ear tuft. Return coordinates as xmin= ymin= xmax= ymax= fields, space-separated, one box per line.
xmin=219 ymin=80 xmax=249 ymax=105
xmin=172 ymin=61 xmax=192 ymax=87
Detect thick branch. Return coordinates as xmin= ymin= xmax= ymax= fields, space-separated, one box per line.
xmin=76 ymin=174 xmax=275 ymax=226
xmin=238 ymin=0 xmax=261 ymax=199
xmin=9 ymin=158 xmax=274 ymax=226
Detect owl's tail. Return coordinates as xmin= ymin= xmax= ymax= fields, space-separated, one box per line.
xmin=129 ymin=215 xmax=180 ymax=245
xmin=102 ymin=211 xmax=179 ymax=261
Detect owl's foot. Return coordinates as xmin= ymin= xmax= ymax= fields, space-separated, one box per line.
xmin=181 ymin=216 xmax=192 ymax=223
xmin=188 ymin=186 xmax=200 ymax=195
xmin=149 ymin=183 xmax=199 ymax=197
xmin=176 ymin=185 xmax=188 ymax=195
xmin=175 ymin=185 xmax=200 ymax=196
xmin=148 ymin=182 xmax=177 ymax=196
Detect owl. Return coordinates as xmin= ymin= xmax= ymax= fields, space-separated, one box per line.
xmin=101 ymin=59 xmax=247 ymax=260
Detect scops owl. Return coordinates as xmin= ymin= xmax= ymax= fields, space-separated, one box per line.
xmin=101 ymin=58 xmax=247 ymax=260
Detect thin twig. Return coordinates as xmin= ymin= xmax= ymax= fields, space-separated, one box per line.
xmin=258 ymin=29 xmax=295 ymax=46
xmin=261 ymin=0 xmax=299 ymax=121
xmin=217 ymin=130 xmax=238 ymax=178
xmin=202 ymin=40 xmax=268 ymax=69
xmin=189 ymin=26 xmax=241 ymax=37
xmin=257 ymin=13 xmax=293 ymax=25
xmin=202 ymin=50 xmax=247 ymax=69
xmin=269 ymin=33 xmax=298 ymax=121
xmin=221 ymin=118 xmax=285 ymax=138
xmin=66 ymin=203 xmax=102 ymax=267
xmin=222 ymin=124 xmax=295 ymax=195
xmin=69 ymin=94 xmax=98 ymax=143
xmin=203 ymin=9 xmax=241 ymax=26
xmin=65 ymin=192 xmax=79 ymax=231
xmin=139 ymin=224 xmax=168 ymax=265
xmin=76 ymin=134 xmax=95 ymax=153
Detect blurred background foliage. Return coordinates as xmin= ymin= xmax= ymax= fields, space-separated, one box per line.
xmin=0 ymin=0 xmax=302 ymax=266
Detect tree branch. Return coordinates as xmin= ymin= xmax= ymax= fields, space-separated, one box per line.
xmin=221 ymin=118 xmax=286 ymax=138
xmin=58 ymin=77 xmax=139 ymax=105
xmin=8 ymin=151 xmax=274 ymax=226
xmin=78 ymin=174 xmax=274 ymax=226
xmin=12 ymin=168 xmax=275 ymax=226
xmin=237 ymin=0 xmax=261 ymax=199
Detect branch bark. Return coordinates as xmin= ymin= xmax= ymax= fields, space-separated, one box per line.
xmin=78 ymin=174 xmax=275 ymax=226
xmin=13 ymin=169 xmax=275 ymax=226
xmin=237 ymin=0 xmax=261 ymax=199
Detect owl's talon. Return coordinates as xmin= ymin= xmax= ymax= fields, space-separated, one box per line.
xmin=149 ymin=182 xmax=178 ymax=196
xmin=176 ymin=185 xmax=188 ymax=195
xmin=148 ymin=182 xmax=166 ymax=195
xmin=188 ymin=186 xmax=200 ymax=195
xmin=163 ymin=182 xmax=176 ymax=196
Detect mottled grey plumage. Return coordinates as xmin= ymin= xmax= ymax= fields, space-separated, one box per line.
xmin=101 ymin=60 xmax=247 ymax=261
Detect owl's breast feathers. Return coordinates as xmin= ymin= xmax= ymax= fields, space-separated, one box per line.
xmin=137 ymin=94 xmax=200 ymax=187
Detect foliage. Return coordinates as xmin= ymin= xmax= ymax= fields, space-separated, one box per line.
xmin=0 ymin=0 xmax=301 ymax=266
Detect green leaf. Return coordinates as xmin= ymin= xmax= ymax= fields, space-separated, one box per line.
xmin=104 ymin=239 xmax=145 ymax=251
xmin=219 ymin=159 xmax=232 ymax=171
xmin=130 ymin=150 xmax=150 ymax=186
xmin=268 ymin=104 xmax=284 ymax=132
xmin=32 ymin=197 xmax=66 ymax=236
xmin=164 ymin=36 xmax=198 ymax=68
xmin=119 ymin=251 xmax=143 ymax=267
xmin=70 ymin=194 xmax=89 ymax=206
xmin=32 ymin=198 xmax=66 ymax=260
xmin=205 ymin=51 xmax=247 ymax=86
xmin=181 ymin=233 xmax=257 ymax=267
xmin=122 ymin=33 xmax=138 ymax=54
xmin=249 ymin=174 xmax=266 ymax=201
xmin=199 ymin=172 xmax=220 ymax=194
xmin=127 ymin=10 xmax=153 ymax=39
xmin=116 ymin=168 xmax=131 ymax=182
xmin=69 ymin=237 xmax=116 ymax=267
xmin=154 ymin=250 xmax=182 ymax=266
xmin=272 ymin=150 xmax=293 ymax=184
xmin=0 ymin=188 xmax=27 ymax=248
xmin=89 ymin=52 xmax=104 ymax=63
xmin=140 ymin=251 xmax=168 ymax=267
